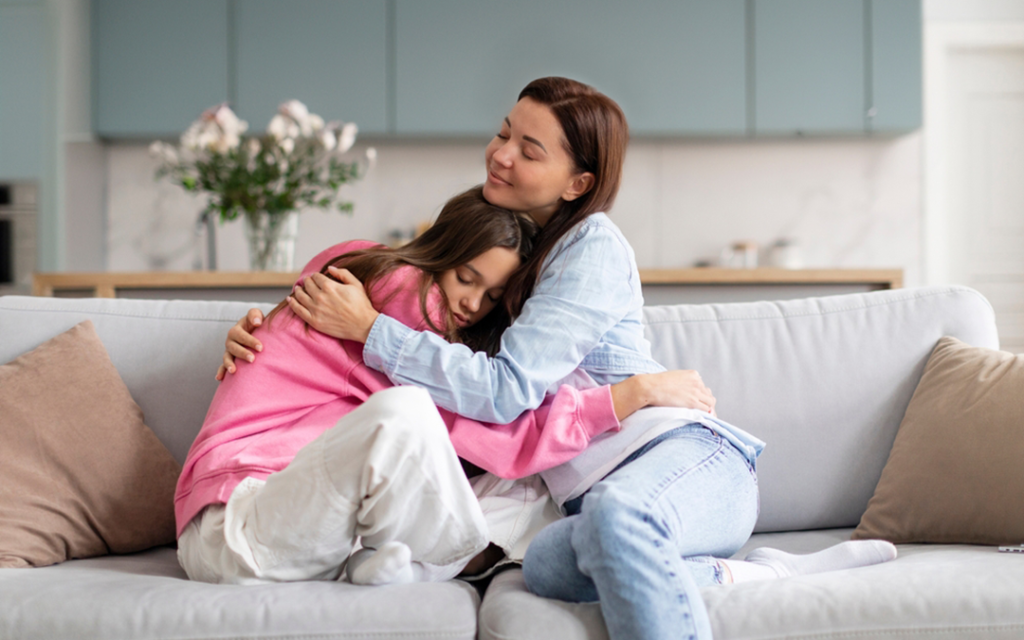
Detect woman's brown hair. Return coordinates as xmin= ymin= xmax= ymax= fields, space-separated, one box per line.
xmin=500 ymin=77 xmax=629 ymax=316
xmin=266 ymin=186 xmax=538 ymax=355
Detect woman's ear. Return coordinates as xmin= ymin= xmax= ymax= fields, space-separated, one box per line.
xmin=561 ymin=172 xmax=595 ymax=203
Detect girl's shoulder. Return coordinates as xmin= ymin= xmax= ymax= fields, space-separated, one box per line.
xmin=370 ymin=265 xmax=446 ymax=334
xmin=300 ymin=240 xmax=382 ymax=280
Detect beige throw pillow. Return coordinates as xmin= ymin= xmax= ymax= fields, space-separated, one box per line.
xmin=0 ymin=321 xmax=182 ymax=568
xmin=853 ymin=336 xmax=1024 ymax=545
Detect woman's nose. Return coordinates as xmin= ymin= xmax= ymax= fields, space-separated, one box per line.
xmin=492 ymin=141 xmax=514 ymax=167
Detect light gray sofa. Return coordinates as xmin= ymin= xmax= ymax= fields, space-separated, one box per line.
xmin=1 ymin=286 xmax=1022 ymax=640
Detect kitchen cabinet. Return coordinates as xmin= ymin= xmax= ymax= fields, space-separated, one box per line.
xmin=93 ymin=0 xmax=230 ymax=137
xmin=394 ymin=0 xmax=748 ymax=136
xmin=752 ymin=0 xmax=922 ymax=135
xmin=869 ymin=0 xmax=922 ymax=133
xmin=0 ymin=2 xmax=45 ymax=178
xmin=233 ymin=0 xmax=388 ymax=135
xmin=89 ymin=0 xmax=921 ymax=139
xmin=753 ymin=0 xmax=866 ymax=135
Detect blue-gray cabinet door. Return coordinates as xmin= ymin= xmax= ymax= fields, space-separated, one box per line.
xmin=0 ymin=2 xmax=45 ymax=178
xmin=869 ymin=0 xmax=921 ymax=133
xmin=233 ymin=0 xmax=388 ymax=135
xmin=93 ymin=0 xmax=230 ymax=137
xmin=394 ymin=0 xmax=747 ymax=136
xmin=753 ymin=0 xmax=866 ymax=135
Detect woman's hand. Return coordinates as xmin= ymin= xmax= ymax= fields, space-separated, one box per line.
xmin=215 ymin=308 xmax=265 ymax=381
xmin=610 ymin=370 xmax=717 ymax=421
xmin=287 ymin=266 xmax=379 ymax=343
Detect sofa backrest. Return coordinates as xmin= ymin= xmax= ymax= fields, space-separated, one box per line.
xmin=0 ymin=296 xmax=276 ymax=465
xmin=0 ymin=286 xmax=999 ymax=534
xmin=641 ymin=285 xmax=999 ymax=533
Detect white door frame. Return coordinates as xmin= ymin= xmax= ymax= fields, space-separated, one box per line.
xmin=924 ymin=22 xmax=1024 ymax=285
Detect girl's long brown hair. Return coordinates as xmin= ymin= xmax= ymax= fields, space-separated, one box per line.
xmin=500 ymin=77 xmax=629 ymax=318
xmin=267 ymin=186 xmax=538 ymax=355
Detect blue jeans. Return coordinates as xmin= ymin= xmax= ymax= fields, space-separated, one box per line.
xmin=522 ymin=423 xmax=759 ymax=640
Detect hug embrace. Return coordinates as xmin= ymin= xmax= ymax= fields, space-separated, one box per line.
xmin=175 ymin=77 xmax=897 ymax=640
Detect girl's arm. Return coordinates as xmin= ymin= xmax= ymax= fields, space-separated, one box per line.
xmin=446 ymin=369 xmax=716 ymax=479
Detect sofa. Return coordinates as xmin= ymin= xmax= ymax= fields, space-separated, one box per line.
xmin=1 ymin=285 xmax=1022 ymax=640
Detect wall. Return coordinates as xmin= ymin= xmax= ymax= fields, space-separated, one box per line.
xmin=105 ymin=133 xmax=924 ymax=285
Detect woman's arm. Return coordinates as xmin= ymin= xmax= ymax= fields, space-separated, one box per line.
xmin=293 ymin=221 xmax=643 ymax=423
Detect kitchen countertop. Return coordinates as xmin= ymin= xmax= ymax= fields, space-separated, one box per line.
xmin=31 ymin=268 xmax=903 ymax=298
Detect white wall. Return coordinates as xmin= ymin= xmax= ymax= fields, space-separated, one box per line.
xmin=104 ymin=134 xmax=924 ymax=283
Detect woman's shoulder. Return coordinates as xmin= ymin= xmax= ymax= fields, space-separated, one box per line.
xmin=548 ymin=213 xmax=636 ymax=268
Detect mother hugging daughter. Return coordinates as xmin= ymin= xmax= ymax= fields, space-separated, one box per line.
xmin=198 ymin=77 xmax=897 ymax=640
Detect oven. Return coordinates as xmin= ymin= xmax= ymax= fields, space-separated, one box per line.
xmin=0 ymin=181 xmax=38 ymax=296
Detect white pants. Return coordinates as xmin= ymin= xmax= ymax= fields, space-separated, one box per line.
xmin=177 ymin=386 xmax=490 ymax=585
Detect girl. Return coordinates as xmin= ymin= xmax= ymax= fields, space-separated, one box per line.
xmin=219 ymin=80 xmax=896 ymax=638
xmin=177 ymin=186 xmax=710 ymax=587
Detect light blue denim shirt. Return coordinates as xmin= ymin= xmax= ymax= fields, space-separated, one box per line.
xmin=363 ymin=212 xmax=764 ymax=471
xmin=364 ymin=213 xmax=661 ymax=423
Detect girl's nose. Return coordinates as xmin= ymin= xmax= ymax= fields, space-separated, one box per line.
xmin=464 ymin=294 xmax=481 ymax=314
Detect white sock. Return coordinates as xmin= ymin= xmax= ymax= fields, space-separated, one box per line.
xmin=723 ymin=540 xmax=897 ymax=583
xmin=347 ymin=541 xmax=415 ymax=585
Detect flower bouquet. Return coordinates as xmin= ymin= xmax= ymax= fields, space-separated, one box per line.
xmin=151 ymin=100 xmax=374 ymax=271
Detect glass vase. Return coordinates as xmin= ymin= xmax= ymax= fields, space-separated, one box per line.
xmin=244 ymin=211 xmax=300 ymax=271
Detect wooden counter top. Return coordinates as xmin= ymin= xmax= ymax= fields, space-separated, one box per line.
xmin=32 ymin=268 xmax=902 ymax=298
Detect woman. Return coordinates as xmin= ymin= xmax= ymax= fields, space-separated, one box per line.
xmin=178 ymin=187 xmax=708 ymax=587
xmin=221 ymin=79 xmax=895 ymax=638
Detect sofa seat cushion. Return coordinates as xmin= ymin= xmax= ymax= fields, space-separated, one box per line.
xmin=0 ymin=546 xmax=481 ymax=640
xmin=479 ymin=529 xmax=1024 ymax=640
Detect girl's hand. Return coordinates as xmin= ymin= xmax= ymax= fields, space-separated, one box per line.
xmin=610 ymin=370 xmax=717 ymax=420
xmin=216 ymin=308 xmax=265 ymax=380
xmin=287 ymin=266 xmax=379 ymax=343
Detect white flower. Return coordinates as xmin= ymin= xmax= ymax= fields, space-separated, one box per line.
xmin=180 ymin=103 xmax=246 ymax=153
xmin=280 ymin=138 xmax=295 ymax=155
xmin=337 ymin=122 xmax=358 ymax=153
xmin=309 ymin=114 xmax=325 ymax=132
xmin=245 ymin=138 xmax=261 ymax=157
xmin=279 ymin=100 xmax=314 ymax=136
xmin=319 ymin=129 xmax=337 ymax=151
xmin=366 ymin=146 xmax=377 ymax=163
xmin=267 ymin=114 xmax=290 ymax=141
xmin=212 ymin=104 xmax=248 ymax=138
xmin=279 ymin=100 xmax=309 ymax=122
xmin=180 ymin=120 xmax=204 ymax=151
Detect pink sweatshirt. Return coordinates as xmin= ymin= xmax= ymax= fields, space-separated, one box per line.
xmin=174 ymin=241 xmax=621 ymax=537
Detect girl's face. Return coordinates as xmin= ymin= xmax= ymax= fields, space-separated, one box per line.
xmin=438 ymin=246 xmax=521 ymax=328
xmin=483 ymin=98 xmax=594 ymax=227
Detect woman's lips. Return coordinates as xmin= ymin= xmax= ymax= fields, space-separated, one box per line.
xmin=487 ymin=170 xmax=511 ymax=186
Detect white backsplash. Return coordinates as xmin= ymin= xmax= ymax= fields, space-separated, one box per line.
xmin=106 ymin=133 xmax=922 ymax=285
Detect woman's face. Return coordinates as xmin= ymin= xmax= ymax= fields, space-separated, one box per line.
xmin=438 ymin=246 xmax=521 ymax=328
xmin=483 ymin=98 xmax=594 ymax=227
